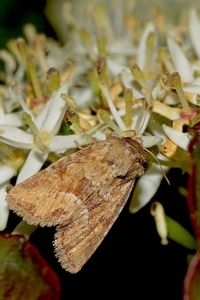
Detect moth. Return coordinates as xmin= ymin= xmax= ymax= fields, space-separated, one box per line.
xmin=7 ymin=136 xmax=145 ymax=273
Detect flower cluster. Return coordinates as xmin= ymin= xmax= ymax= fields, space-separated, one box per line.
xmin=0 ymin=0 xmax=199 ymax=248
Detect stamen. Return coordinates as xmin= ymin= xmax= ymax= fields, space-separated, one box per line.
xmin=97 ymin=37 xmax=106 ymax=56
xmin=96 ymin=56 xmax=109 ymax=85
xmin=131 ymin=63 xmax=148 ymax=90
xmin=21 ymin=112 xmax=48 ymax=152
xmin=61 ymin=94 xmax=77 ymax=109
xmin=124 ymin=88 xmax=133 ymax=128
xmin=16 ymin=38 xmax=28 ymax=64
xmin=145 ymin=32 xmax=156 ymax=75
xmin=0 ymin=50 xmax=16 ymax=73
xmin=35 ymin=35 xmax=48 ymax=72
xmin=98 ymin=109 xmax=122 ymax=134
xmin=79 ymin=28 xmax=90 ymax=47
xmin=46 ymin=68 xmax=60 ymax=94
xmin=131 ymin=64 xmax=153 ymax=106
xmin=99 ymin=83 xmax=125 ymax=130
xmin=171 ymin=72 xmax=189 ymax=109
xmin=157 ymin=47 xmax=174 ymax=73
xmin=26 ymin=55 xmax=42 ymax=100
xmin=7 ymin=39 xmax=22 ymax=64
xmin=151 ymin=201 xmax=168 ymax=245
xmin=152 ymin=100 xmax=181 ymax=120
xmin=21 ymin=112 xmax=40 ymax=136
xmin=23 ymin=23 xmax=37 ymax=43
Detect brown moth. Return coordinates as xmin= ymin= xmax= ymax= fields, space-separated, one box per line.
xmin=7 ymin=136 xmax=145 ymax=273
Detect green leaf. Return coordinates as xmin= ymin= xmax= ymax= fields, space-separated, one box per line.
xmin=166 ymin=216 xmax=196 ymax=250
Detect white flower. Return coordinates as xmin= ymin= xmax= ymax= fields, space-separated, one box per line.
xmin=0 ymin=81 xmax=92 ymax=230
xmin=0 ymin=166 xmax=16 ymax=230
xmin=99 ymin=81 xmax=167 ymax=212
xmin=0 ymin=83 xmax=89 ymax=184
xmin=1 ymin=0 xmax=199 ymax=229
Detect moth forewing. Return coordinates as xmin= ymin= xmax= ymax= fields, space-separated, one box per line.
xmin=54 ymin=180 xmax=136 ymax=273
xmin=7 ymin=136 xmax=145 ymax=272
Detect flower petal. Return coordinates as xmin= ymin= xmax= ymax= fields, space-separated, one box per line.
xmin=129 ymin=163 xmax=168 ymax=213
xmin=0 ymin=125 xmax=33 ymax=149
xmin=141 ymin=135 xmax=162 ymax=148
xmin=162 ymin=124 xmax=190 ymax=150
xmin=132 ymin=107 xmax=151 ymax=135
xmin=167 ymin=37 xmax=193 ymax=83
xmin=16 ymin=149 xmax=48 ymax=184
xmin=136 ymin=23 xmax=155 ymax=70
xmin=49 ymin=134 xmax=89 ymax=152
xmin=37 ymin=83 xmax=68 ymax=134
xmin=0 ymin=165 xmax=16 ymax=185
xmin=0 ymin=108 xmax=23 ymax=127
xmin=183 ymin=86 xmax=200 ymax=94
xmin=107 ymin=58 xmax=124 ymax=75
xmin=34 ymin=96 xmax=53 ymax=130
xmin=189 ymin=10 xmax=200 ymax=58
xmin=99 ymin=83 xmax=126 ymax=130
xmin=92 ymin=130 xmax=106 ymax=141
xmin=71 ymin=86 xmax=93 ymax=108
xmin=0 ymin=185 xmax=9 ymax=230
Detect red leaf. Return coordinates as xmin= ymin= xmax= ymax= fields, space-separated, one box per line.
xmin=0 ymin=233 xmax=61 ymax=300
xmin=184 ymin=253 xmax=200 ymax=300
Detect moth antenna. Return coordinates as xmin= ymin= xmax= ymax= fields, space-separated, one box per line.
xmin=144 ymin=147 xmax=170 ymax=185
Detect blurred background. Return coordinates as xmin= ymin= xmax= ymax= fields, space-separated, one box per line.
xmin=0 ymin=0 xmax=55 ymax=47
xmin=0 ymin=1 xmax=195 ymax=299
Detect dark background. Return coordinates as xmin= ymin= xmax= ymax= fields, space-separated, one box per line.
xmin=8 ymin=168 xmax=192 ymax=300
xmin=33 ymin=169 xmax=190 ymax=300
xmin=1 ymin=1 xmax=194 ymax=299
xmin=0 ymin=0 xmax=55 ymax=47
